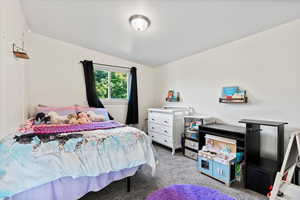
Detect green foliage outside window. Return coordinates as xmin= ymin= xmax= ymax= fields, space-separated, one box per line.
xmin=95 ymin=70 xmax=109 ymax=99
xmin=111 ymin=72 xmax=128 ymax=99
xmin=94 ymin=69 xmax=128 ymax=99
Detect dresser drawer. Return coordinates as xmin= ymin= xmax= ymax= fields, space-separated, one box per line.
xmin=148 ymin=123 xmax=172 ymax=136
xmin=149 ymin=131 xmax=173 ymax=148
xmin=185 ymin=139 xmax=199 ymax=151
xmin=148 ymin=113 xmax=173 ymax=127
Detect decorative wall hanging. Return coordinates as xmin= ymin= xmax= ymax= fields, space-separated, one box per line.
xmin=13 ymin=43 xmax=29 ymax=59
xmin=166 ymin=90 xmax=181 ymax=102
xmin=219 ymin=86 xmax=247 ymax=103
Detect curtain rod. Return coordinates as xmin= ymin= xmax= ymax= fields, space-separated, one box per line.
xmin=80 ymin=61 xmax=131 ymax=70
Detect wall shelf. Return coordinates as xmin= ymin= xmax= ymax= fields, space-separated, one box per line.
xmin=219 ymin=97 xmax=248 ymax=104
xmin=13 ymin=43 xmax=30 ymax=59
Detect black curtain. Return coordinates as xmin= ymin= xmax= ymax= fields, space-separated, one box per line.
xmin=126 ymin=67 xmax=139 ymax=125
xmin=82 ymin=60 xmax=113 ymax=120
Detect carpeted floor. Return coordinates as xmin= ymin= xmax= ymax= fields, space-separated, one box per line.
xmin=80 ymin=144 xmax=267 ymax=200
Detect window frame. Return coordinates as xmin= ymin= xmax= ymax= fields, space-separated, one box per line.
xmin=94 ymin=65 xmax=130 ymax=105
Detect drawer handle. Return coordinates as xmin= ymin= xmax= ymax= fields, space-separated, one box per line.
xmin=152 ymin=118 xmax=155 ymax=121
xmin=164 ymin=121 xmax=168 ymax=124
xmin=152 ymin=127 xmax=155 ymax=129
xmin=164 ymin=130 xmax=168 ymax=133
xmin=164 ymin=140 xmax=167 ymax=142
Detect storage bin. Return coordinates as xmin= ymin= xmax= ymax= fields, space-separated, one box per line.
xmin=184 ymin=149 xmax=198 ymax=160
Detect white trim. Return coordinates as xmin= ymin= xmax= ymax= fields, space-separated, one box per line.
xmin=101 ymin=98 xmax=128 ymax=105
xmin=94 ymin=65 xmax=130 ymax=73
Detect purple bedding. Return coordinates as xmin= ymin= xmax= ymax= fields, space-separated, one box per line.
xmin=9 ymin=166 xmax=139 ymax=200
xmin=33 ymin=121 xmax=125 ymax=134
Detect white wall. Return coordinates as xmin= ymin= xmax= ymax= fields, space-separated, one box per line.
xmin=28 ymin=33 xmax=158 ymax=129
xmin=0 ymin=0 xmax=30 ymax=136
xmin=0 ymin=0 xmax=4 ymax=136
xmin=0 ymin=0 xmax=157 ymax=135
xmin=155 ymin=20 xmax=300 ymax=159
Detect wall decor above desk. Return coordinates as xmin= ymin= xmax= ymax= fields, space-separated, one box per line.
xmin=219 ymin=86 xmax=247 ymax=104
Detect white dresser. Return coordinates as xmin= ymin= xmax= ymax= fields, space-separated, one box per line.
xmin=148 ymin=106 xmax=190 ymax=155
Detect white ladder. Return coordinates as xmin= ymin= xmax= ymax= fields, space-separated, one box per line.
xmin=270 ymin=131 xmax=300 ymax=200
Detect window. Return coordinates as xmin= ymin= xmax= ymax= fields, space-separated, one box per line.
xmin=94 ymin=67 xmax=129 ymax=103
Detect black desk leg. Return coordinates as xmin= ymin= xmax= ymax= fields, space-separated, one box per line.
xmin=127 ymin=177 xmax=131 ymax=192
xmin=277 ymin=125 xmax=284 ymax=167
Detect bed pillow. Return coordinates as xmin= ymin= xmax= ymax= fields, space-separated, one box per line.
xmin=75 ymin=106 xmax=110 ymax=121
xmin=35 ymin=106 xmax=76 ymax=115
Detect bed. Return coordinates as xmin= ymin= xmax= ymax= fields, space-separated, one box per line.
xmin=0 ymin=107 xmax=156 ymax=200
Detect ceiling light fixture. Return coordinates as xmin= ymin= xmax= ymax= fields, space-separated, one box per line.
xmin=129 ymin=14 xmax=151 ymax=32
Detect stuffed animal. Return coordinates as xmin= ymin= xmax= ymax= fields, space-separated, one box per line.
xmin=47 ymin=111 xmax=68 ymax=124
xmin=87 ymin=111 xmax=106 ymax=122
xmin=77 ymin=112 xmax=92 ymax=124
xmin=67 ymin=113 xmax=79 ymax=125
xmin=35 ymin=112 xmax=51 ymax=125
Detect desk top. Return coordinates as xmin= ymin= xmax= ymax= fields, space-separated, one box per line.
xmin=239 ymin=119 xmax=288 ymax=127
xmin=201 ymin=123 xmax=246 ymax=134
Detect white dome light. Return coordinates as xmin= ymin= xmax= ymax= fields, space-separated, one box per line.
xmin=129 ymin=15 xmax=151 ymax=32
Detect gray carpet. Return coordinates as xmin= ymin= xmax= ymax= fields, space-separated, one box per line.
xmin=80 ymin=144 xmax=267 ymax=200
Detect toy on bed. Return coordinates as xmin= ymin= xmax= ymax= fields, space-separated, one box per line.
xmin=77 ymin=112 xmax=92 ymax=124
xmin=35 ymin=112 xmax=51 ymax=125
xmin=87 ymin=111 xmax=106 ymax=122
xmin=67 ymin=113 xmax=79 ymax=125
xmin=35 ymin=105 xmax=77 ymax=124
xmin=48 ymin=111 xmax=69 ymax=124
xmin=76 ymin=106 xmax=110 ymax=121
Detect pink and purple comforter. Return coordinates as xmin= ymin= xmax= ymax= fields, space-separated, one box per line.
xmin=33 ymin=121 xmax=125 ymax=134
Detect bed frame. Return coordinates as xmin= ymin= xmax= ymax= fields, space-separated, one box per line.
xmin=127 ymin=177 xmax=131 ymax=192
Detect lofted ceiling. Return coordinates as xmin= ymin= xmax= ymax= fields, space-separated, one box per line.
xmin=20 ymin=0 xmax=300 ymax=67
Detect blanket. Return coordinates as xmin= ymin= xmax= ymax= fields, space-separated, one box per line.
xmin=0 ymin=126 xmax=156 ymax=200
